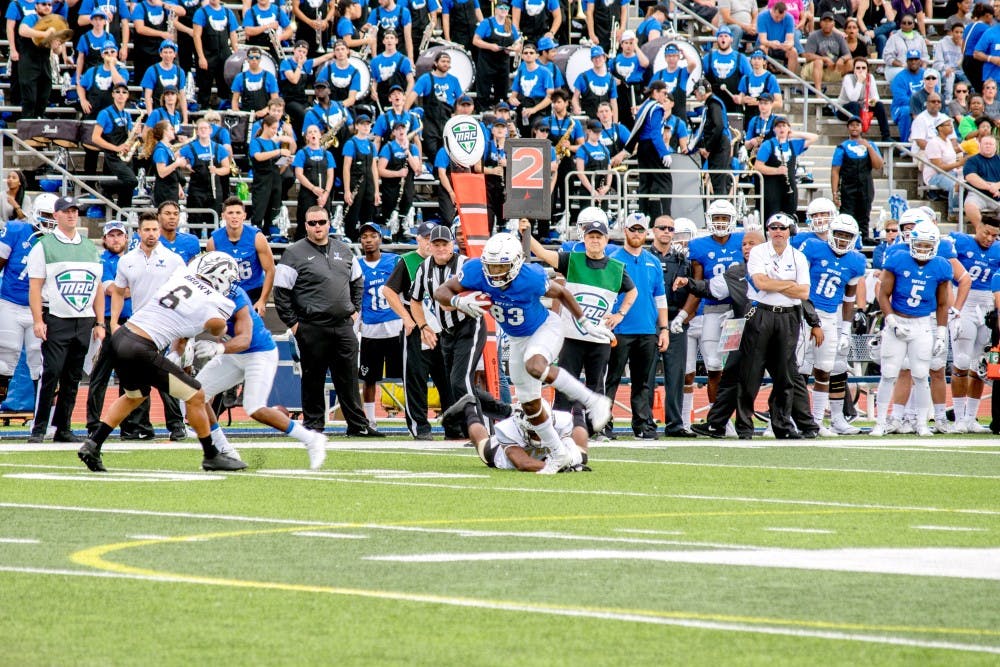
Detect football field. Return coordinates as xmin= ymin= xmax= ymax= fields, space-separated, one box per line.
xmin=1 ymin=436 xmax=999 ymax=665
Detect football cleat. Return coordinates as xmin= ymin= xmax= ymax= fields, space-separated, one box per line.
xmin=77 ymin=440 xmax=107 ymax=472
xmin=202 ymin=453 xmax=248 ymax=471
xmin=305 ymin=431 xmax=328 ymax=470
xmin=586 ymin=395 xmax=613 ymax=432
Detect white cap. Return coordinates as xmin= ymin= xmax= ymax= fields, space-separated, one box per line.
xmin=620 ymin=30 xmax=636 ymax=42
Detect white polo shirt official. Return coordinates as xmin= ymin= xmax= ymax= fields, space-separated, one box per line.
xmin=746 ymin=241 xmax=810 ymax=307
xmin=114 ymin=243 xmax=187 ymax=311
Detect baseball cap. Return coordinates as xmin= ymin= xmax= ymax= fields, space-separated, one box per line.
xmin=772 ymin=115 xmax=789 ymax=126
xmin=586 ymin=119 xmax=602 ymax=132
xmin=101 ymin=43 xmax=118 ymax=53
xmin=532 ymin=119 xmax=550 ymax=131
xmin=750 ymin=49 xmax=765 ymax=59
xmin=496 ymin=1 xmax=510 ymax=8
xmin=847 ymin=114 xmax=862 ymax=124
xmin=537 ymin=36 xmax=557 ymax=51
xmin=162 ymin=85 xmax=179 ymax=93
xmin=664 ymin=44 xmax=680 ymax=55
xmin=416 ymin=221 xmax=436 ymax=237
xmin=294 ymin=40 xmax=310 ymax=50
xmin=313 ymin=80 xmax=330 ymax=88
xmin=388 ymin=83 xmax=404 ymax=93
xmin=392 ymin=120 xmax=408 ymax=130
xmin=820 ymin=11 xmax=836 ymax=19
xmin=495 ymin=101 xmax=511 ymax=111
xmin=935 ymin=114 xmax=953 ymax=128
xmin=159 ymin=39 xmax=178 ymax=52
xmin=457 ymin=94 xmax=474 ymax=105
xmin=759 ymin=92 xmax=774 ymax=101
xmin=621 ymin=29 xmax=636 ymax=42
xmin=590 ymin=45 xmax=605 ymax=58
xmin=429 ymin=225 xmax=454 ymax=242
xmin=906 ymin=49 xmax=922 ymax=60
xmin=54 ymin=196 xmax=79 ymax=212
xmin=716 ymin=26 xmax=733 ymax=37
xmin=924 ymin=70 xmax=939 ymax=80
xmin=91 ymin=9 xmax=108 ymax=19
xmin=355 ymin=113 xmax=372 ymax=123
xmin=358 ymin=221 xmax=383 ymax=236
xmin=103 ymin=220 xmax=127 ymax=235
xmin=581 ymin=219 xmax=609 ymax=236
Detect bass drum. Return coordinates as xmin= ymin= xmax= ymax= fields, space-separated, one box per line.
xmin=414 ymin=45 xmax=475 ymax=93
xmin=551 ymin=44 xmax=591 ymax=90
xmin=641 ymin=36 xmax=703 ymax=94
xmin=223 ymin=48 xmax=278 ymax=86
xmin=348 ymin=55 xmax=371 ymax=100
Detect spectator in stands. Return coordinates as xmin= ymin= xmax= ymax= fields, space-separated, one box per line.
xmin=890 ymin=50 xmax=927 ymax=141
xmin=843 ymin=17 xmax=873 ymax=59
xmin=858 ymin=0 xmax=897 ymax=57
xmin=894 ymin=0 xmax=928 ymax=36
xmin=949 ymin=81 xmax=972 ymax=122
xmin=803 ymin=12 xmax=853 ymax=92
xmin=912 ymin=92 xmax=956 ymax=151
xmin=957 ymin=93 xmax=987 ymax=136
xmin=983 ymin=78 xmax=1000 ymax=115
xmin=936 ymin=18 xmax=970 ymax=102
xmin=832 ymin=115 xmax=885 ymax=241
xmin=838 ymin=57 xmax=892 ymax=141
xmin=884 ymin=14 xmax=929 ymax=82
xmin=910 ymin=69 xmax=942 ymax=120
xmin=756 ymin=3 xmax=799 ymax=76
xmin=962 ymin=133 xmax=1000 ymax=224
xmin=924 ymin=116 xmax=966 ymax=218
xmin=719 ymin=0 xmax=758 ymax=48
xmin=636 ymin=5 xmax=669 ymax=47
xmin=816 ymin=0 xmax=852 ymax=30
xmin=960 ymin=115 xmax=994 ymax=154
xmin=973 ymin=11 xmax=1000 ymax=90
xmin=1 ymin=171 xmax=31 ymax=224
xmin=963 ymin=3 xmax=994 ymax=93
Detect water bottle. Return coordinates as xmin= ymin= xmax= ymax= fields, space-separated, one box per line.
xmin=415 ymin=208 xmax=423 ymax=228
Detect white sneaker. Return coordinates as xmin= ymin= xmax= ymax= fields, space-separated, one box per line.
xmin=816 ymin=425 xmax=836 ymax=437
xmin=931 ymin=419 xmax=955 ymax=434
xmin=725 ymin=421 xmax=737 ymax=438
xmin=586 ymin=395 xmax=613 ymax=432
xmin=950 ymin=418 xmax=969 ymax=434
xmin=915 ymin=423 xmax=933 ymax=437
xmin=962 ymin=417 xmax=991 ymax=434
xmin=896 ymin=419 xmax=915 ymax=435
xmin=537 ymin=450 xmax=570 ymax=475
xmin=762 ymin=425 xmax=775 ymax=438
xmin=870 ymin=423 xmax=887 ymax=437
xmin=305 ymin=431 xmax=328 ymax=470
xmin=831 ymin=419 xmax=861 ymax=435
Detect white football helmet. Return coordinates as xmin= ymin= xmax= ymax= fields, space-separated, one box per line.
xmin=898 ymin=208 xmax=932 ymax=237
xmin=33 ymin=192 xmax=58 ymax=232
xmin=706 ymin=199 xmax=737 ymax=236
xmin=671 ymin=217 xmax=698 ymax=256
xmin=909 ymin=220 xmax=940 ymax=260
xmin=828 ymin=213 xmax=859 ymax=255
xmin=805 ymin=197 xmax=837 ymax=234
xmin=190 ymin=251 xmax=239 ymax=295
xmin=481 ymin=232 xmax=524 ymax=288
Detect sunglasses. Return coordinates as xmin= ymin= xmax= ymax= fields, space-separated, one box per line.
xmin=627 ymin=226 xmax=646 ymax=233
xmin=956 ymin=89 xmax=969 ymax=93
xmin=885 ymin=228 xmax=899 ymax=233
xmin=247 ymin=54 xmax=261 ymax=60
xmin=536 ymin=128 xmax=550 ymax=132
xmin=768 ymin=224 xmax=791 ymax=231
xmin=654 ymin=225 xmax=674 ymax=231
xmin=305 ymin=219 xmax=328 ymax=226
xmin=855 ymin=66 xmax=868 ymax=70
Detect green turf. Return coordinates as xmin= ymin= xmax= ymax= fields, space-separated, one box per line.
xmin=1 ymin=442 xmax=998 ymax=665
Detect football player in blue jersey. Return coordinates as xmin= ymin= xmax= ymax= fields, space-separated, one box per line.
xmin=791 ymin=196 xmax=837 ymax=250
xmin=356 ymin=222 xmax=402 ymax=429
xmin=207 ymin=198 xmax=276 ymax=315
xmin=871 ymin=221 xmax=954 ymax=437
xmin=947 ymin=219 xmax=999 ymax=433
xmin=195 ymin=285 xmax=329 ymax=469
xmin=681 ymin=199 xmax=744 ymax=432
xmin=0 ymin=193 xmax=56 ymax=403
xmin=799 ymin=214 xmax=867 ymax=436
xmin=434 ymin=232 xmax=614 ymax=474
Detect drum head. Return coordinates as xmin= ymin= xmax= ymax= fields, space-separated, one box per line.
xmin=347 ymin=56 xmax=371 ymax=99
xmin=643 ymin=36 xmax=702 ymax=94
xmin=552 ymin=45 xmax=591 ymax=90
xmin=223 ymin=49 xmax=278 ymax=87
xmin=415 ymin=45 xmax=475 ymax=93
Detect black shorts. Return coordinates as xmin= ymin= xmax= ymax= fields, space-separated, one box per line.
xmin=111 ymin=327 xmax=201 ymax=400
xmin=358 ymin=335 xmax=403 ymax=382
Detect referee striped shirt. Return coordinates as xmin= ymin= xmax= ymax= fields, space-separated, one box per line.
xmin=409 ymin=252 xmax=469 ymax=331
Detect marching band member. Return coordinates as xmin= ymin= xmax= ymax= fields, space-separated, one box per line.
xmin=481 ymin=118 xmax=508 ymax=233
xmin=316 ymin=39 xmax=363 ymax=108
xmin=471 ymin=1 xmax=520 ymax=111
xmin=342 ymin=114 xmax=380 ymax=242
xmin=372 ymin=84 xmax=422 ymax=151
xmin=508 ymin=41 xmax=554 ymax=137
xmin=572 ymin=45 xmax=617 ymax=121
xmin=231 ymin=45 xmax=280 ymax=120
xmin=249 ymin=114 xmax=295 ymax=232
xmin=366 ymin=0 xmax=414 ymax=62
xmin=144 ymin=85 xmax=183 ymax=138
xmin=131 ymin=1 xmax=186 ymax=95
xmin=405 ymin=50 xmax=463 ymax=166
xmin=369 ymin=29 xmax=414 ymax=109
xmin=293 ymin=0 xmax=335 ymax=57
xmin=90 ymin=82 xmax=139 ymax=208
xmin=611 ymin=29 xmax=648 ymax=129
xmin=292 ymin=125 xmax=337 ymax=238
xmin=145 ymin=119 xmax=189 ymax=206
xmin=77 ymin=43 xmax=129 ymax=174
xmin=140 ymin=39 xmax=189 ymax=121
xmin=377 ymin=122 xmax=422 ymax=237
xmin=192 ymin=0 xmax=240 ymax=111
xmin=74 ymin=9 xmax=117 ymax=78
xmin=280 ymin=40 xmax=330 ymax=142
xmin=179 ymin=118 xmax=231 ymax=224
xmin=242 ymin=0 xmax=294 ymax=63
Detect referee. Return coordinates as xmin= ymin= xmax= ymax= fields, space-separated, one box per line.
xmin=738 ymin=213 xmax=811 ymax=440
xmin=273 ymin=205 xmax=384 ymax=437
xmin=408 ymin=225 xmax=484 ymax=439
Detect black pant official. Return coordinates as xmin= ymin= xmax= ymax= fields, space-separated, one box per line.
xmin=32 ymin=313 xmax=92 ymax=439
xmin=296 ymin=319 xmax=369 ymax=433
xmin=737 ymin=304 xmax=802 ymax=439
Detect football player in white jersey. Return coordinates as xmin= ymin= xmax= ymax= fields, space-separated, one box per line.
xmin=78 ymin=253 xmax=246 ymax=473
xmin=471 ymin=403 xmax=590 ymax=473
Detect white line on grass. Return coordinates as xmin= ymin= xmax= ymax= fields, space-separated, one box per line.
xmin=764 ymin=528 xmax=836 ymax=534
xmin=912 ymin=526 xmax=989 ymax=532
xmin=293 ymin=531 xmax=369 ymax=539
xmin=0 ymin=564 xmax=997 ymax=656
xmin=615 ymin=529 xmax=686 ymax=536
xmin=0 ymin=537 xmax=40 ymax=544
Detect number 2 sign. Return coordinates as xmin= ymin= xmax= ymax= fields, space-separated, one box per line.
xmin=505 ymin=139 xmax=551 ymax=220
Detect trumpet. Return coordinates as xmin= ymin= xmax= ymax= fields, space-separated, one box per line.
xmin=119 ymin=109 xmax=148 ymax=161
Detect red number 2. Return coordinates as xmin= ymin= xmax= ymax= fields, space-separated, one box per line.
xmin=510 ymin=147 xmax=543 ymax=189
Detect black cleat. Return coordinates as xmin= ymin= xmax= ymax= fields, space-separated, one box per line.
xmin=558 ymin=463 xmax=592 ymax=473
xmin=664 ymin=429 xmax=697 ymax=438
xmin=26 ymin=433 xmax=44 ymax=443
xmin=54 ymin=430 xmax=83 ymax=443
xmin=344 ymin=426 xmax=386 ymax=438
xmin=77 ymin=439 xmax=107 ymax=472
xmin=169 ymin=428 xmax=188 ymax=441
xmin=201 ymin=454 xmax=248 ymax=471
xmin=439 ymin=393 xmax=477 ymax=422
xmin=691 ymin=422 xmax=725 ymax=439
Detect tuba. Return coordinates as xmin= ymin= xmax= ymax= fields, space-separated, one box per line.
xmin=32 ymin=14 xmax=73 ymax=47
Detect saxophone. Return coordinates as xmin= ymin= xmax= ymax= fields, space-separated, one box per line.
xmin=320 ymin=113 xmax=346 ymax=148
xmin=555 ymin=118 xmax=574 ymax=160
xmin=120 ymin=109 xmax=148 ymax=161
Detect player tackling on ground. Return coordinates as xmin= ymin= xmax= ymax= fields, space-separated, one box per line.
xmin=434 ymin=232 xmax=614 ymax=474
xmin=78 ymin=252 xmax=247 ymax=472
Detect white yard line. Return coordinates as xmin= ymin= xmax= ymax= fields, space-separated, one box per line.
xmin=764 ymin=528 xmax=836 ymax=534
xmin=615 ymin=529 xmax=686 ymax=536
xmin=0 ymin=537 xmax=40 ymax=544
xmin=912 ymin=526 xmax=989 ymax=533
xmin=0 ymin=564 xmax=996 ymax=656
xmin=293 ymin=531 xmax=369 ymax=539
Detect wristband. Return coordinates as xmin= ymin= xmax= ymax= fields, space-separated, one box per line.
xmin=658 ymin=326 xmax=669 ymax=331
xmin=93 ymin=322 xmax=106 ymax=329
xmin=418 ymin=323 xmax=427 ymax=331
